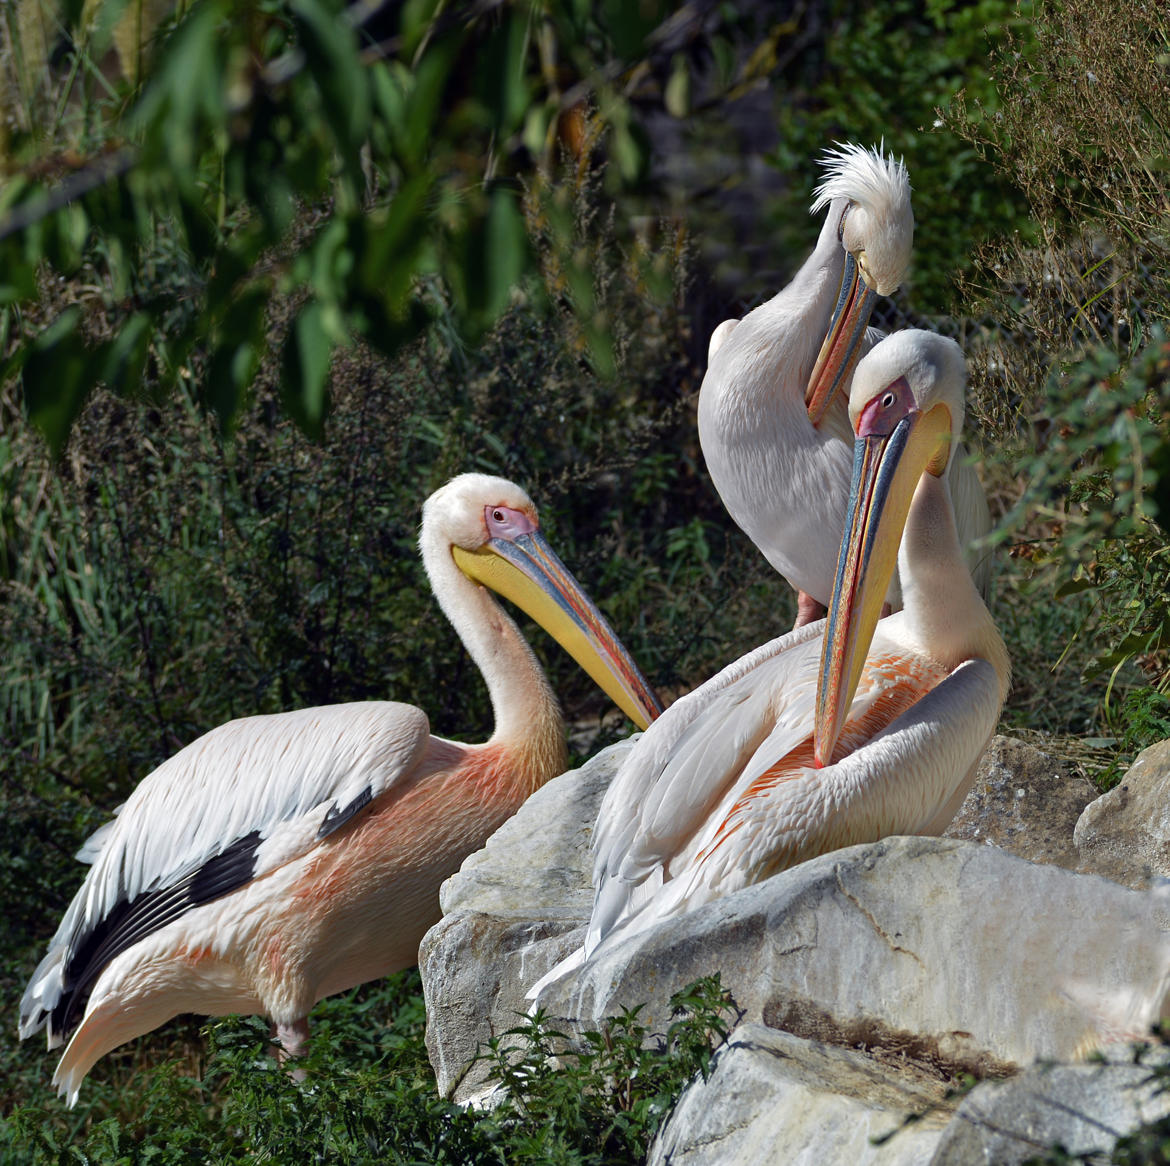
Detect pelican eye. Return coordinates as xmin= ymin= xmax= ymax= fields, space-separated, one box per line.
xmin=837 ymin=204 xmax=850 ymax=242
xmin=881 ymin=391 xmax=897 ymax=409
xmin=492 ymin=508 xmax=505 ymax=522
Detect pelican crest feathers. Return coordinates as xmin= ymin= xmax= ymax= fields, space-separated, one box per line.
xmin=810 ymin=141 xmax=912 ymax=220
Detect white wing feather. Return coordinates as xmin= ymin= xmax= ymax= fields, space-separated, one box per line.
xmin=21 ymin=701 xmax=432 ymax=1037
xmin=586 ymin=654 xmax=1000 ymax=960
xmin=948 ymin=446 xmax=993 ymax=599
xmin=588 ymin=621 xmax=824 ymax=952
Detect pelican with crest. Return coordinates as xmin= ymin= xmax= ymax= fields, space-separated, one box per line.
xmin=700 ymin=144 xmax=990 ymax=625
xmin=530 ymin=331 xmax=1008 ymax=992
xmin=21 ymin=473 xmax=663 ymax=1105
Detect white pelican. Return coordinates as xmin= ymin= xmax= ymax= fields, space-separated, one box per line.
xmin=20 ymin=473 xmax=663 ymax=1105
xmin=699 ymin=143 xmax=990 ymax=625
xmin=531 ymin=331 xmax=1009 ymax=992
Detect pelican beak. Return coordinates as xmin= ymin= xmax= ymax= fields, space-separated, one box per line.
xmin=806 ymin=251 xmax=877 ymax=425
xmin=452 ymin=533 xmax=664 ymax=730
xmin=813 ymin=401 xmax=952 ymax=765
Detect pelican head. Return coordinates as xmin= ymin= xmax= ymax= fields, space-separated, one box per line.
xmin=813 ymin=332 xmax=965 ymax=764
xmin=806 ymin=143 xmax=915 ymax=423
xmin=424 ymin=473 xmax=663 ymax=729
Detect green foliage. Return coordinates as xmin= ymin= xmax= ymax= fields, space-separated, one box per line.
xmin=478 ymin=975 xmax=735 ymax=1164
xmin=763 ymin=0 xmax=1034 ymax=312
xmin=0 ymin=0 xmax=695 ymax=451
xmin=1096 ymin=688 xmax=1170 ymax=790
xmin=950 ymin=0 xmax=1170 ymax=253
xmin=941 ymin=0 xmax=1170 ymax=760
xmin=1001 ymin=330 xmax=1170 ymax=695
xmin=0 ymin=974 xmax=735 ymax=1163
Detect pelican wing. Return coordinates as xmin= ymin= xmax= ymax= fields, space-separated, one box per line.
xmin=20 ymin=700 xmax=432 ymax=1043
xmin=588 ymin=594 xmax=1004 ymax=948
xmin=682 ymin=655 xmax=1002 ymax=902
xmin=588 ymin=621 xmax=825 ymax=951
xmin=948 ymin=445 xmax=993 ymax=599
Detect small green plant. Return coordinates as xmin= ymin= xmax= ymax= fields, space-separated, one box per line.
xmin=477 ymin=974 xmax=737 ymax=1165
xmin=0 ymin=974 xmax=736 ymax=1163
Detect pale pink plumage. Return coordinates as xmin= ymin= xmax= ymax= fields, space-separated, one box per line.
xmin=21 ymin=474 xmax=658 ymax=1104
xmin=698 ymin=144 xmax=990 ymax=617
xmin=530 ymin=331 xmax=1009 ymax=997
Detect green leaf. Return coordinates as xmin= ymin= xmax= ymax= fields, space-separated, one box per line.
xmin=600 ymin=0 xmax=664 ymax=58
xmin=394 ymin=34 xmax=460 ymax=169
xmin=292 ymin=0 xmax=371 ymax=187
xmin=204 ymin=285 xmax=271 ymax=431
xmin=281 ymin=300 xmax=335 ymax=439
xmin=133 ymin=0 xmax=226 ymax=170
xmin=356 ymin=174 xmax=433 ymax=317
xmin=0 ymin=239 xmax=38 ymax=304
xmin=1055 ymin=576 xmax=1096 ymax=598
xmin=475 ymin=12 xmax=531 ymax=137
xmin=102 ymin=314 xmax=154 ymax=398
xmin=456 ymin=186 xmax=528 ymax=327
xmin=22 ymin=310 xmax=97 ymax=457
xmin=665 ymin=54 xmax=690 ymax=118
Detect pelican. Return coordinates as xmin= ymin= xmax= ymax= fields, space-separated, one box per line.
xmin=20 ymin=473 xmax=663 ymax=1105
xmin=699 ymin=143 xmax=990 ymax=625
xmin=531 ymin=331 xmax=1008 ymax=993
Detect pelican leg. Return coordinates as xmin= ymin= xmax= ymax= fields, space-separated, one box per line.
xmin=794 ymin=590 xmax=827 ymax=629
xmin=271 ymin=1017 xmax=311 ymax=1080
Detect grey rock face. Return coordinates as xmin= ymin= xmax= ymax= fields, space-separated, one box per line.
xmin=932 ymin=1047 xmax=1170 ymax=1164
xmin=945 ymin=735 xmax=1097 ymax=868
xmin=437 ymin=736 xmax=632 ymax=922
xmin=423 ymin=739 xmax=630 ymax=1096
xmin=649 ymin=1024 xmax=952 ymax=1166
xmin=420 ymin=734 xmax=1170 ymax=1160
xmin=1075 ymin=738 xmax=1170 ymax=889
xmin=528 ymin=837 xmax=1168 ymax=1065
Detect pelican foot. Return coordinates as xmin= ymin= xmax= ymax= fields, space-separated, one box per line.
xmin=793 ymin=591 xmax=827 ymax=628
xmin=271 ymin=1017 xmax=311 ymax=1080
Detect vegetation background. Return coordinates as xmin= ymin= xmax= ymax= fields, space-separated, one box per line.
xmin=0 ymin=0 xmax=1168 ymax=1160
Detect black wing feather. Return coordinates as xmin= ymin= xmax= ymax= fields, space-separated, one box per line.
xmin=53 ymin=830 xmax=263 ymax=1035
xmin=317 ymin=786 xmax=373 ymax=839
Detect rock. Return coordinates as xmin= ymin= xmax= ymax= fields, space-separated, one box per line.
xmin=932 ymin=1045 xmax=1170 ymax=1164
xmin=423 ymin=739 xmax=632 ymax=1095
xmin=438 ymin=736 xmax=635 ymax=922
xmin=944 ymin=735 xmax=1097 ymax=868
xmin=1075 ymin=738 xmax=1170 ymax=889
xmin=423 ymin=762 xmax=1170 ymax=1101
xmin=525 ymin=838 xmax=1169 ymax=1063
xmin=649 ymin=1023 xmax=952 ymax=1166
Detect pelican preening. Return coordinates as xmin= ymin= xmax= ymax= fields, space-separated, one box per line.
xmin=699 ymin=143 xmax=990 ymax=625
xmin=531 ymin=331 xmax=1009 ymax=992
xmin=19 ymin=474 xmax=662 ymax=1105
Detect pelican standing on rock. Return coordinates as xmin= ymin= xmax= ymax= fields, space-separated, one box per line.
xmin=530 ymin=331 xmax=1008 ymax=993
xmin=699 ymin=144 xmax=990 ymax=624
xmin=20 ymin=473 xmax=663 ymax=1105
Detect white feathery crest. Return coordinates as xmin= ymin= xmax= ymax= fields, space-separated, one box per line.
xmin=810 ymin=141 xmax=911 ymax=219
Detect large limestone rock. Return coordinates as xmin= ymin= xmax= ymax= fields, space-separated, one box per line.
xmin=421 ymin=740 xmax=1170 ymax=1106
xmin=944 ymin=735 xmax=1096 ymax=868
xmin=654 ymin=1032 xmax=1170 ymax=1166
xmin=932 ymin=1046 xmax=1170 ymax=1164
xmin=648 ymin=1024 xmax=953 ymax=1166
xmin=1075 ymin=738 xmax=1170 ymax=889
xmin=423 ymin=738 xmax=631 ymax=1096
xmin=436 ymin=736 xmax=631 ymax=923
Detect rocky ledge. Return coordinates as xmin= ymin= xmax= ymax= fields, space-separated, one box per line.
xmin=419 ymin=736 xmax=1170 ymax=1163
